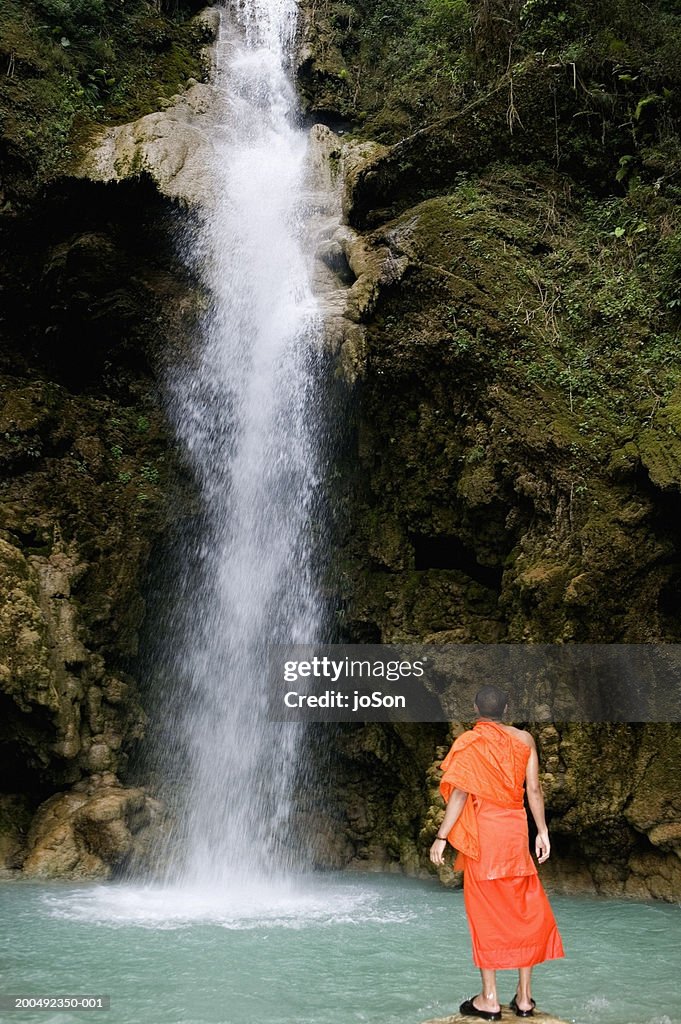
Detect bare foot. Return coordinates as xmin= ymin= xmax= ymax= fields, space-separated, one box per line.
xmin=473 ymin=993 xmax=501 ymax=1013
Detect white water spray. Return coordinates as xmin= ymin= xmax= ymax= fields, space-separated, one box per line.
xmin=160 ymin=0 xmax=329 ymax=889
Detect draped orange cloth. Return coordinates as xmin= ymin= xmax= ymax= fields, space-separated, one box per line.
xmin=439 ymin=721 xmax=565 ymax=969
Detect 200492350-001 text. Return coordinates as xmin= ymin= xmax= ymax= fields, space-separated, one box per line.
xmin=0 ymin=996 xmax=111 ymax=1010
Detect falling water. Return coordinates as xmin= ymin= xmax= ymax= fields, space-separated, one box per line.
xmin=158 ymin=0 xmax=330 ymax=888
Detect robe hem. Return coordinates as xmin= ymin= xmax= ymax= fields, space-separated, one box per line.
xmin=472 ymin=932 xmax=565 ymax=970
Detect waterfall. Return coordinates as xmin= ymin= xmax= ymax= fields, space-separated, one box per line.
xmin=158 ymin=0 xmax=329 ymax=888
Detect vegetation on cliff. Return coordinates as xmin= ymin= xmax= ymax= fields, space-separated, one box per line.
xmin=0 ymin=0 xmax=208 ymax=205
xmin=301 ymin=0 xmax=681 ymax=650
xmin=300 ymin=0 xmax=681 ymax=171
xmin=297 ymin=0 xmax=681 ymax=898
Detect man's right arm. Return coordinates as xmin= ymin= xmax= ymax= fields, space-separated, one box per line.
xmin=525 ymin=735 xmax=551 ymax=864
xmin=429 ymin=788 xmax=468 ymax=866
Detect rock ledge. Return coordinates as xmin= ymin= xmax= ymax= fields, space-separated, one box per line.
xmin=423 ymin=1009 xmax=568 ymax=1024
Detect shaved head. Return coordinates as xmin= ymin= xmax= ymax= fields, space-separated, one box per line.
xmin=474 ymin=684 xmax=508 ymax=720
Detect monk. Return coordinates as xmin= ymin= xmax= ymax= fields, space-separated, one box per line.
xmin=430 ymin=685 xmax=564 ymax=1021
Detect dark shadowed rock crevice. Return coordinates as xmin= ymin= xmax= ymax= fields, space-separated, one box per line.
xmin=0 ymin=173 xmax=202 ymax=877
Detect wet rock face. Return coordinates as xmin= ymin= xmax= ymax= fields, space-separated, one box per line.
xmin=297 ymin=27 xmax=681 ymax=897
xmin=315 ymin=164 xmax=681 ymax=899
xmin=540 ymin=723 xmax=681 ymax=902
xmin=0 ymin=175 xmax=200 ymax=876
xmin=328 ymin=182 xmax=681 ymax=649
xmin=305 ymin=722 xmax=446 ymax=876
xmin=0 ymin=6 xmax=212 ymax=880
xmin=2 ymin=176 xmax=194 ymax=387
xmin=0 ymin=536 xmax=138 ymax=786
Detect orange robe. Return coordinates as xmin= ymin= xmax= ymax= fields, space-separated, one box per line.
xmin=440 ymin=721 xmax=565 ymax=970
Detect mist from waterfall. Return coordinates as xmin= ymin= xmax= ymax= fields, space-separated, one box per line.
xmin=155 ymin=0 xmax=330 ymax=889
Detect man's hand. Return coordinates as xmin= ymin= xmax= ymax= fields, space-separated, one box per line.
xmin=430 ymin=837 xmax=447 ymax=866
xmin=535 ymin=830 xmax=551 ymax=864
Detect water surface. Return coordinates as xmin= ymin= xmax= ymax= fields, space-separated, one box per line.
xmin=1 ymin=874 xmax=678 ymax=1024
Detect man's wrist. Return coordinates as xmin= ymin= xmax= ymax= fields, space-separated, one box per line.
xmin=435 ymin=834 xmax=447 ymax=841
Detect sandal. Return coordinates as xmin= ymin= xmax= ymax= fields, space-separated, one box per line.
xmin=509 ymin=994 xmax=536 ymax=1017
xmin=459 ymin=997 xmax=502 ymax=1021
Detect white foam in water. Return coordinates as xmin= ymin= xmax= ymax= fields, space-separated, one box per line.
xmin=43 ymin=880 xmax=415 ymax=930
xmin=584 ymin=995 xmax=611 ymax=1012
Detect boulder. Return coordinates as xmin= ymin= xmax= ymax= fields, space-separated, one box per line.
xmin=22 ymin=778 xmax=161 ymax=879
xmin=76 ymin=83 xmax=216 ymax=205
xmin=75 ymin=6 xmax=221 ymax=204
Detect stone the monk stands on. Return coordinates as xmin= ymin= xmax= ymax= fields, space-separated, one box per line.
xmin=424 ymin=1010 xmax=569 ymax=1024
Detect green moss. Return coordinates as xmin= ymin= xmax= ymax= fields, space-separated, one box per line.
xmin=337 ymin=165 xmax=681 ymax=644
xmin=0 ymin=0 xmax=206 ymax=205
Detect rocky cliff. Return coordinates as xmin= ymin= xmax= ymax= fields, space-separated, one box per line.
xmin=296 ymin=0 xmax=681 ymax=901
xmin=0 ymin=1 xmax=214 ymax=877
xmin=0 ymin=0 xmax=680 ymax=899
xmin=0 ymin=173 xmax=205 ymax=876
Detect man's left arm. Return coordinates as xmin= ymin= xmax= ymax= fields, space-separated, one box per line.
xmin=525 ymin=738 xmax=551 ymax=864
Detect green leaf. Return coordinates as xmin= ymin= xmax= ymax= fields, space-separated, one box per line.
xmin=634 ymin=94 xmax=662 ymax=120
xmin=615 ymin=155 xmax=634 ymax=182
